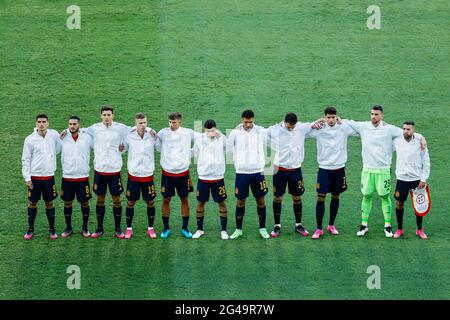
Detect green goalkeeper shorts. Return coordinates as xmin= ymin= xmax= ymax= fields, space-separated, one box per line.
xmin=360 ymin=168 xmax=391 ymax=197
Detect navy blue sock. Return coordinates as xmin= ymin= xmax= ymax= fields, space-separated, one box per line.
xmin=293 ymin=202 xmax=302 ymax=223
xmin=416 ymin=215 xmax=423 ymax=230
xmin=316 ymin=201 xmax=325 ymax=230
xmin=396 ymin=208 xmax=404 ymax=230
xmin=125 ymin=206 xmax=134 ymax=228
xmin=147 ymin=205 xmax=155 ymax=228
xmin=96 ymin=205 xmax=105 ymax=231
xmin=197 ymin=216 xmax=204 ymax=230
xmin=220 ymin=216 xmax=227 ymax=231
xmin=27 ymin=206 xmax=37 ymax=231
xmin=182 ymin=216 xmax=189 ymax=230
xmin=46 ymin=207 xmax=56 ymax=231
xmin=162 ymin=216 xmax=170 ymax=230
xmin=81 ymin=205 xmax=89 ymax=231
xmin=236 ymin=206 xmax=245 ymax=229
xmin=329 ymin=197 xmax=339 ymax=226
xmin=273 ymin=202 xmax=282 ymax=225
xmin=113 ymin=206 xmax=122 ymax=231
xmin=64 ymin=206 xmax=72 ymax=229
xmin=257 ymin=206 xmax=266 ymax=228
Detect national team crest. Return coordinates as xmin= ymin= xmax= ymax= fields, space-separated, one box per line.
xmin=409 ymin=185 xmax=431 ymax=217
xmin=235 ymin=187 xmax=239 ymax=194
xmin=161 ymin=186 xmax=166 ymax=193
xmin=395 ymin=191 xmax=400 ymax=198
xmin=93 ymin=183 xmax=97 ymax=191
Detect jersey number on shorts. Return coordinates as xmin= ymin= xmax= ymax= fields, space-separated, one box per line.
xmin=148 ymin=185 xmax=156 ymax=197
xmin=260 ymin=180 xmax=268 ymax=191
xmin=219 ymin=186 xmax=227 ymax=197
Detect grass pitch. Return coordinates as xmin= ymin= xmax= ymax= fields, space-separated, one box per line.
xmin=0 ymin=0 xmax=449 ymax=299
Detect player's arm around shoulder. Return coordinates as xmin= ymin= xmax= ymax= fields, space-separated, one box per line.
xmin=415 ymin=132 xmax=427 ymax=150
xmin=49 ymin=129 xmax=62 ymax=153
xmin=155 ymin=128 xmax=166 ymax=152
xmin=226 ymin=129 xmax=237 ymax=155
xmin=341 ymin=119 xmax=364 ymax=134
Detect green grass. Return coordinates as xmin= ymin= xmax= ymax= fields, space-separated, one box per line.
xmin=0 ymin=0 xmax=449 ymax=299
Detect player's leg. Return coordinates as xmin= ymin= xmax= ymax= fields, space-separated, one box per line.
xmin=161 ymin=197 xmax=172 ymax=238
xmin=109 ymin=174 xmax=124 ymax=238
xmin=251 ymin=174 xmax=269 ymax=239
xmin=172 ymin=174 xmax=192 ymax=235
xmin=180 ymin=197 xmax=192 ymax=238
xmin=271 ymin=170 xmax=287 ymax=237
xmin=313 ymin=193 xmax=326 ymax=239
xmin=327 ymin=193 xmax=340 ymax=235
xmin=43 ymin=177 xmax=58 ymax=239
xmin=146 ymin=200 xmax=157 ymax=238
xmin=44 ymin=201 xmax=57 ymax=239
xmin=193 ymin=180 xmax=209 ymax=238
xmin=313 ymin=169 xmax=328 ymax=239
xmin=160 ymin=174 xmax=175 ymax=238
xmin=144 ymin=180 xmax=157 ymax=238
xmin=92 ymin=172 xmax=107 ymax=238
xmin=375 ymin=170 xmax=393 ymax=237
xmin=24 ymin=180 xmax=40 ymax=239
xmin=211 ymin=180 xmax=228 ymax=239
xmin=112 ymin=195 xmax=125 ymax=238
xmin=193 ymin=201 xmax=206 ymax=239
xmin=416 ymin=214 xmax=427 ymax=239
xmin=61 ymin=179 xmax=75 ymax=238
xmin=77 ymin=180 xmax=92 ymax=237
xmin=124 ymin=200 xmax=135 ymax=239
xmin=24 ymin=201 xmax=38 ymax=239
xmin=393 ymin=180 xmax=408 ymax=238
xmin=327 ymin=168 xmax=347 ymax=235
xmin=288 ymin=169 xmax=308 ymax=237
xmin=271 ymin=195 xmax=283 ymax=237
xmin=80 ymin=201 xmax=90 ymax=237
xmin=62 ymin=200 xmax=73 ymax=237
xmin=230 ymin=174 xmax=249 ymax=239
xmin=124 ymin=179 xmax=140 ymax=239
xmin=358 ymin=170 xmax=375 ymax=236
xmin=256 ymin=197 xmax=269 ymax=238
xmin=176 ymin=174 xmax=193 ymax=238
xmin=219 ymin=201 xmax=228 ymax=239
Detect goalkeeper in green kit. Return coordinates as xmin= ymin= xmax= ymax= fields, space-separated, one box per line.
xmin=343 ymin=105 xmax=426 ymax=237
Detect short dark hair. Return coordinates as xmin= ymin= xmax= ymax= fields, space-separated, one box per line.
xmin=241 ymin=109 xmax=254 ymax=119
xmin=372 ymin=105 xmax=384 ymax=113
xmin=100 ymin=106 xmax=114 ymax=114
xmin=36 ymin=114 xmax=48 ymax=121
xmin=324 ymin=106 xmax=337 ymax=115
xmin=403 ymin=121 xmax=415 ymax=126
xmin=135 ymin=112 xmax=146 ymax=120
xmin=284 ymin=112 xmax=298 ymax=125
xmin=168 ymin=112 xmax=182 ymax=120
xmin=69 ymin=115 xmax=80 ymax=122
xmin=204 ymin=119 xmax=216 ymax=129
